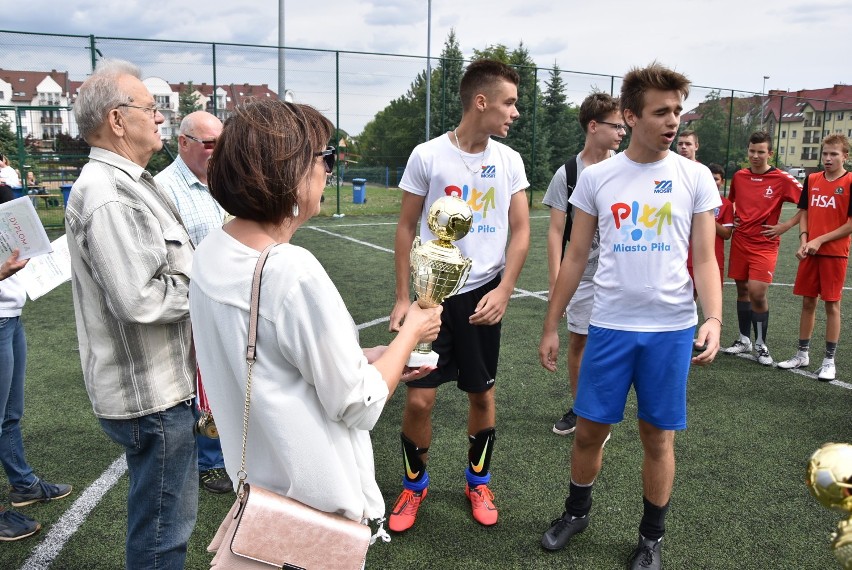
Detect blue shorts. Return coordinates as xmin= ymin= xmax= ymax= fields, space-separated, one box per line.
xmin=573 ymin=325 xmax=695 ymax=430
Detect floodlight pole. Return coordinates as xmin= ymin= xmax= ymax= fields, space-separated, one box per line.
xmin=425 ymin=0 xmax=431 ymax=141
xmin=278 ymin=0 xmax=286 ymax=100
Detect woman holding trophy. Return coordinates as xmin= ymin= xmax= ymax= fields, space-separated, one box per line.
xmin=188 ymin=99 xmax=442 ymax=536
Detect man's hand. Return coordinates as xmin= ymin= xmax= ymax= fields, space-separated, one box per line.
xmin=539 ymin=329 xmax=561 ymax=372
xmin=469 ymin=286 xmax=511 ymax=326
xmin=389 ymin=299 xmax=410 ymax=332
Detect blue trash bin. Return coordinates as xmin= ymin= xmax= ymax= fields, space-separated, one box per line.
xmin=352 ymin=178 xmax=367 ymax=204
xmin=61 ymin=184 xmax=73 ymax=207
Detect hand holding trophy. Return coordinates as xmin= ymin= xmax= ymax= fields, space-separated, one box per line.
xmin=806 ymin=442 xmax=852 ymax=569
xmin=407 ymin=196 xmax=473 ymax=368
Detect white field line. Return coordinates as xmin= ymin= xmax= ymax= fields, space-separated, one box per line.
xmin=20 ymin=455 xmax=127 ymax=570
xmin=26 ymin=216 xmax=849 ymax=569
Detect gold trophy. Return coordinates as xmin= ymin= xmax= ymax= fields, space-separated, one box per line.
xmin=806 ymin=442 xmax=852 ymax=569
xmin=407 ymin=196 xmax=473 ymax=368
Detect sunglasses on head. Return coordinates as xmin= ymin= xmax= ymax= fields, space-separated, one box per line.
xmin=184 ymin=133 xmax=217 ymax=150
xmin=314 ymin=146 xmax=336 ymax=174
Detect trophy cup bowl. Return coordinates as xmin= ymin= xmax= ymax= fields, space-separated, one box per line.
xmin=806 ymin=442 xmax=852 ymax=568
xmin=407 ymin=196 xmax=473 ymax=368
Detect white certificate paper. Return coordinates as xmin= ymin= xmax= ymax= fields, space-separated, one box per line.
xmin=17 ymin=234 xmax=71 ymax=301
xmin=0 ymin=197 xmax=52 ymax=260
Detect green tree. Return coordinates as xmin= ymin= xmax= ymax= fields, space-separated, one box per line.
xmin=691 ymin=90 xmax=730 ymax=168
xmin=179 ymin=81 xmax=202 ymax=120
xmin=542 ymin=64 xmax=583 ymax=174
xmin=430 ymin=29 xmax=464 ymax=138
xmin=0 ymin=121 xmax=16 ymax=162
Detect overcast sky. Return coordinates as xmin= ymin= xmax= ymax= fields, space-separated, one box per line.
xmin=3 ymin=0 xmax=850 ymax=134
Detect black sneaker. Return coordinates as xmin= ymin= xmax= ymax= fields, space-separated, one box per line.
xmin=200 ymin=468 xmax=234 ymax=494
xmin=553 ymin=409 xmax=578 ymax=436
xmin=0 ymin=509 xmax=40 ymax=541
xmin=541 ymin=512 xmax=589 ymax=551
xmin=628 ymin=534 xmax=662 ymax=570
xmin=10 ymin=479 xmax=72 ymax=507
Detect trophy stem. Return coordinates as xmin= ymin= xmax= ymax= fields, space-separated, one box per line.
xmin=407 ymin=341 xmax=439 ymax=368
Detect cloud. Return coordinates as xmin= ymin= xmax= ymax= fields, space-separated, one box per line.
xmin=363 ymin=0 xmax=424 ymax=26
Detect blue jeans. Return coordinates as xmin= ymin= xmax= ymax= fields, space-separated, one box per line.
xmin=0 ymin=316 xmax=37 ymax=489
xmin=195 ymin=404 xmax=225 ymax=471
xmin=100 ymin=401 xmax=198 ymax=570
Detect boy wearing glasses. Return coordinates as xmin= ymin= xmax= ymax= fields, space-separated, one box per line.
xmin=388 ymin=59 xmax=530 ymax=532
xmin=542 ymin=92 xmax=623 ymax=437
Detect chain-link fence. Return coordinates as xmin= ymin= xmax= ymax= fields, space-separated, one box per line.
xmin=2 ymin=30 xmax=850 ymax=225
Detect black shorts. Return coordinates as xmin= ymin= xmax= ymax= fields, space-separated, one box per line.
xmin=406 ymin=275 xmax=502 ymax=393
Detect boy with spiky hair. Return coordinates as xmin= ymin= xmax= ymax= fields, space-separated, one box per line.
xmin=543 ymin=91 xmax=624 ymax=437
xmin=388 ymin=59 xmax=530 ymax=532
xmin=777 ymin=134 xmax=852 ymax=380
xmin=723 ymin=131 xmax=802 ymax=365
xmin=538 ymin=63 xmax=722 ymax=570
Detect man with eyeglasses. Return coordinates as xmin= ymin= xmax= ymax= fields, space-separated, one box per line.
xmin=65 ymin=59 xmax=198 ymax=569
xmin=155 ymin=111 xmax=231 ymax=495
xmin=542 ymin=92 xmax=623 ymax=438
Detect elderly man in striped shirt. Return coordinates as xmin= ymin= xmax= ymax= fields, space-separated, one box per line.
xmin=65 ymin=59 xmax=198 ymax=570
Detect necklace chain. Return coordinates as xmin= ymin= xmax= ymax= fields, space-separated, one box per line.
xmin=452 ymin=129 xmax=487 ymax=175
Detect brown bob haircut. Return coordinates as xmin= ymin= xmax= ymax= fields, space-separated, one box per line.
xmin=620 ymin=62 xmax=689 ymax=118
xmin=208 ymin=99 xmax=333 ymax=224
xmin=459 ymin=59 xmax=520 ymax=113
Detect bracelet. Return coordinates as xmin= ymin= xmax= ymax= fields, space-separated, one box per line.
xmin=799 ymin=231 xmax=808 ymax=238
xmin=704 ymin=316 xmax=722 ymax=327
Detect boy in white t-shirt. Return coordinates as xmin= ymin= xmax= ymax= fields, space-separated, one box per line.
xmin=538 ymin=63 xmax=722 ymax=570
xmin=542 ymin=92 xmax=623 ymax=437
xmin=388 ymin=59 xmax=530 ymax=532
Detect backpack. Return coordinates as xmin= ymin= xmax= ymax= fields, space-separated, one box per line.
xmin=560 ymin=155 xmax=579 ymax=256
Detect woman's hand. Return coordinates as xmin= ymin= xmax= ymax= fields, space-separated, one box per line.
xmin=402 ymin=302 xmax=442 ymax=344
xmin=400 ymin=364 xmax=437 ymax=382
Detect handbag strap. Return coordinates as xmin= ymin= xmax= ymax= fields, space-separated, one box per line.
xmin=237 ymin=243 xmax=276 ymax=499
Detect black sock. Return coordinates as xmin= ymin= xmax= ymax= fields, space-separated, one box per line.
xmin=638 ymin=496 xmax=669 ymax=541
xmin=736 ymin=301 xmax=752 ymax=338
xmin=798 ymin=339 xmax=811 ymax=352
xmin=565 ymin=480 xmax=593 ymax=518
xmin=826 ymin=342 xmax=837 ymax=360
xmin=752 ymin=311 xmax=769 ymax=345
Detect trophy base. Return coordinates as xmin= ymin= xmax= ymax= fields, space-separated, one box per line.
xmin=407 ymin=350 xmax=439 ymax=368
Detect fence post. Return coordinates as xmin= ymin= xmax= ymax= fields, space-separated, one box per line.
xmin=774 ymin=95 xmax=784 ymax=168
xmin=529 ymin=67 xmax=538 ymax=207
xmin=333 ymin=51 xmax=342 ymax=218
xmin=212 ymin=43 xmax=218 ymax=117
xmin=723 ymin=90 xmax=735 ymax=183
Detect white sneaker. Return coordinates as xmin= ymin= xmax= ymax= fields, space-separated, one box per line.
xmin=777 ymin=352 xmax=809 ymax=369
xmin=755 ymin=343 xmax=773 ymax=366
xmin=817 ymin=359 xmax=836 ymax=381
xmin=724 ymin=338 xmax=752 ymax=355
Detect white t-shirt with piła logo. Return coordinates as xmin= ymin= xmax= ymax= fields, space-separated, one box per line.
xmin=569 ymin=151 xmax=720 ymax=332
xmin=399 ymin=133 xmax=528 ymax=295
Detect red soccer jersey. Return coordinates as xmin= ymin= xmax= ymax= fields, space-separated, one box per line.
xmin=728 ymin=167 xmax=802 ymax=249
xmin=715 ymin=196 xmax=734 ymax=268
xmin=798 ymin=171 xmax=852 ymax=258
xmin=686 ymin=195 xmax=734 ymax=270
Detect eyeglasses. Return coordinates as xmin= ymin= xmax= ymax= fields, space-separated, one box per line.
xmin=117 ymin=103 xmax=161 ymax=118
xmin=597 ymin=120 xmax=628 ymax=132
xmin=314 ymin=146 xmax=336 ymax=174
xmin=184 ymin=133 xmax=217 ymax=150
